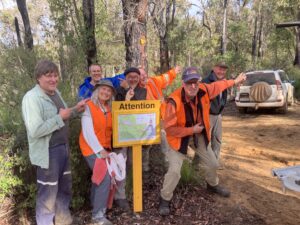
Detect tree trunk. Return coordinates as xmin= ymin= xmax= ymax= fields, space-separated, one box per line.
xmin=150 ymin=0 xmax=175 ymax=72
xmin=122 ymin=0 xmax=148 ymax=70
xmin=257 ymin=12 xmax=263 ymax=58
xmin=295 ymin=29 xmax=300 ymax=67
xmin=220 ymin=0 xmax=228 ymax=55
xmin=160 ymin=34 xmax=169 ymax=72
xmin=82 ymin=0 xmax=97 ymax=67
xmin=14 ymin=17 xmax=23 ymax=47
xmin=58 ymin=31 xmax=67 ymax=82
xmin=16 ymin=0 xmax=33 ymax=50
xmin=251 ymin=16 xmax=258 ymax=63
xmin=294 ymin=11 xmax=300 ymax=67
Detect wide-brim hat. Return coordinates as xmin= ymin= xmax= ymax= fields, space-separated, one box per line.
xmin=182 ymin=67 xmax=201 ymax=82
xmin=93 ymin=79 xmax=116 ymax=94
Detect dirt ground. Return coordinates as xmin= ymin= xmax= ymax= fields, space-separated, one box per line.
xmin=215 ymin=102 xmax=300 ymax=225
xmin=105 ymin=102 xmax=300 ymax=225
xmin=4 ymin=102 xmax=300 ymax=225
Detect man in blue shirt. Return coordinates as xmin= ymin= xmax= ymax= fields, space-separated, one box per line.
xmin=78 ymin=63 xmax=125 ymax=99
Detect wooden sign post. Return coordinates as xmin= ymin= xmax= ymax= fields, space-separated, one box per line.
xmin=112 ymin=100 xmax=161 ymax=212
xmin=132 ymin=145 xmax=142 ymax=212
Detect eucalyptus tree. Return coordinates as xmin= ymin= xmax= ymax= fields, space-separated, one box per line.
xmin=16 ymin=0 xmax=33 ymax=50
xmin=121 ymin=0 xmax=148 ymax=69
xmin=149 ymin=0 xmax=176 ymax=72
xmin=82 ymin=0 xmax=97 ymax=66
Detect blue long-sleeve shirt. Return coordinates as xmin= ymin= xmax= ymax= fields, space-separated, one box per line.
xmin=78 ymin=73 xmax=125 ymax=99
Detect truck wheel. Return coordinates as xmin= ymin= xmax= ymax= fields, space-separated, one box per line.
xmin=278 ymin=99 xmax=288 ymax=114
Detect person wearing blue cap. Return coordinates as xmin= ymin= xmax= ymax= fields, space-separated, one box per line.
xmin=158 ymin=66 xmax=246 ymax=216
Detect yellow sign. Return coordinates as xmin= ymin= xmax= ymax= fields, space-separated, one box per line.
xmin=112 ymin=100 xmax=161 ymax=148
xmin=112 ymin=100 xmax=161 ymax=212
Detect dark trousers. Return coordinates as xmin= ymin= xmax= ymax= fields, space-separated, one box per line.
xmin=36 ymin=144 xmax=72 ymax=225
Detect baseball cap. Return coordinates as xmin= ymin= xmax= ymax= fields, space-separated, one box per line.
xmin=182 ymin=67 xmax=201 ymax=82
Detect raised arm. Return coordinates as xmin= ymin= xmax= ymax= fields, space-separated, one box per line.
xmin=203 ymin=73 xmax=246 ymax=99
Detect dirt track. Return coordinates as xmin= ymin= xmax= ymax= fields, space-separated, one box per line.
xmin=9 ymin=102 xmax=300 ymax=225
xmin=215 ymin=102 xmax=300 ymax=225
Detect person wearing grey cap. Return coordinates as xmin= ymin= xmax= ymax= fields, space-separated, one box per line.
xmin=158 ymin=66 xmax=246 ymax=216
xmin=79 ymin=79 xmax=116 ymax=225
xmin=202 ymin=62 xmax=229 ymax=163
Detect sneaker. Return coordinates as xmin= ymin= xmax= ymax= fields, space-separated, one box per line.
xmin=114 ymin=199 xmax=130 ymax=211
xmin=158 ymin=197 xmax=170 ymax=216
xmin=207 ymin=183 xmax=231 ymax=197
xmin=91 ymin=217 xmax=113 ymax=225
xmin=54 ymin=212 xmax=73 ymax=225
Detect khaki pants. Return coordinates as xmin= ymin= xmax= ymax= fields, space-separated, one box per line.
xmin=160 ymin=133 xmax=219 ymax=201
xmin=209 ymin=114 xmax=222 ymax=160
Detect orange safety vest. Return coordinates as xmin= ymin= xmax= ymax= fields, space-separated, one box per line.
xmin=145 ymin=69 xmax=177 ymax=119
xmin=166 ymin=85 xmax=211 ymax=153
xmin=79 ymin=100 xmax=112 ymax=156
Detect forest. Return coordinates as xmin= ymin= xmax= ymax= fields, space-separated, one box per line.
xmin=0 ymin=0 xmax=300 ymax=224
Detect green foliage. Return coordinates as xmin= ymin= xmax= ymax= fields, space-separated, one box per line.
xmin=286 ymin=66 xmax=300 ymax=98
xmin=0 ymin=139 xmax=22 ymax=201
xmin=179 ymin=159 xmax=204 ymax=186
xmin=68 ymin=118 xmax=91 ymax=209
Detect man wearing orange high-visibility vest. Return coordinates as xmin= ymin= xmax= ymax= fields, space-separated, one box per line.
xmin=139 ymin=66 xmax=181 ymax=172
xmin=158 ymin=67 xmax=246 ymax=216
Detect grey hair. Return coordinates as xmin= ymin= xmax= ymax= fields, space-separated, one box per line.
xmin=90 ymin=86 xmax=114 ymax=107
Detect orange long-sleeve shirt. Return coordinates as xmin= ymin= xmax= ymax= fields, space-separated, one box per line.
xmin=146 ymin=68 xmax=177 ymax=100
xmin=164 ymin=80 xmax=235 ymax=138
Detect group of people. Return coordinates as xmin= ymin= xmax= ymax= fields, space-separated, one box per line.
xmin=22 ymin=59 xmax=246 ymax=225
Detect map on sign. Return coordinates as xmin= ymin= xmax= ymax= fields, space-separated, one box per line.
xmin=118 ymin=113 xmax=156 ymax=142
xmin=112 ymin=100 xmax=160 ymax=147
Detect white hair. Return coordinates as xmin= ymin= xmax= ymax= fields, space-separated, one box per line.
xmin=91 ymin=86 xmax=114 ymax=107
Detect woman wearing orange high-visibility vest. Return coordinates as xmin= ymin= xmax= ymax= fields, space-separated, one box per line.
xmin=79 ymin=79 xmax=117 ymax=225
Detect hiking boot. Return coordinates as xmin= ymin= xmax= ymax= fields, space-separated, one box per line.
xmin=207 ymin=183 xmax=231 ymax=197
xmin=158 ymin=197 xmax=170 ymax=216
xmin=114 ymin=199 xmax=130 ymax=211
xmin=91 ymin=217 xmax=113 ymax=225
